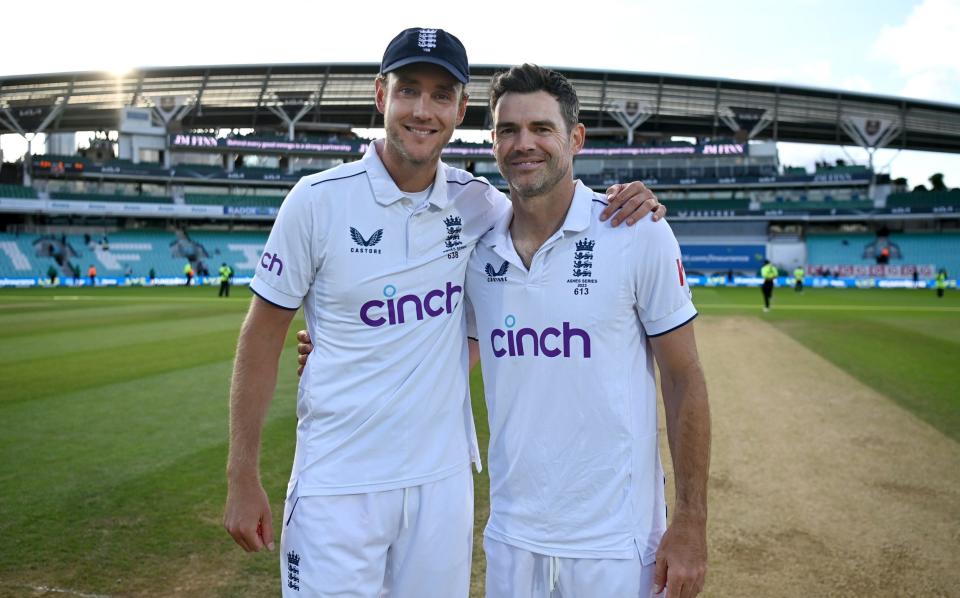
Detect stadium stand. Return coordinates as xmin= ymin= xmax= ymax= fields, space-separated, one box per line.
xmin=50 ymin=191 xmax=173 ymax=204
xmin=0 ymin=184 xmax=39 ymax=199
xmin=184 ymin=194 xmax=284 ymax=208
xmin=886 ymin=191 xmax=960 ymax=208
xmin=60 ymin=229 xmax=181 ymax=277
xmin=669 ymin=198 xmax=751 ymax=211
xmin=186 ymin=229 xmax=268 ymax=275
xmin=766 ymin=200 xmax=874 ymax=211
xmin=892 ymin=232 xmax=960 ymax=273
xmin=806 ymin=233 xmax=876 ymax=265
xmin=0 ymin=232 xmax=56 ymax=278
xmin=806 ymin=231 xmax=960 ymax=274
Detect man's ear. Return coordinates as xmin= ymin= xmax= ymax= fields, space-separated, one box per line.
xmin=455 ymin=89 xmax=469 ymax=126
xmin=375 ymin=76 xmax=388 ymax=115
xmin=570 ymin=122 xmax=586 ymax=155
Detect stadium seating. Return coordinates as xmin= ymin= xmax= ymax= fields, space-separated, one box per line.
xmin=0 ymin=184 xmax=39 ymax=199
xmin=814 ymin=165 xmax=871 ymax=176
xmin=0 ymin=233 xmax=59 ymax=278
xmin=187 ymin=229 xmax=268 ymax=275
xmin=49 ymin=191 xmax=173 ymax=204
xmin=184 ymin=194 xmax=285 ymax=208
xmin=764 ymin=200 xmax=874 ymax=211
xmin=669 ymin=199 xmax=751 ymax=211
xmin=886 ymin=191 xmax=960 ymax=208
xmin=62 ymin=230 xmax=182 ymax=277
xmin=806 ymin=232 xmax=960 ymax=274
xmin=891 ymin=232 xmax=960 ymax=274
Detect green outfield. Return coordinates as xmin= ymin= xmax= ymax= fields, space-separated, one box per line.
xmin=0 ymin=285 xmax=957 ymax=596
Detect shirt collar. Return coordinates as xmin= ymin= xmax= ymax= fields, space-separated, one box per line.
xmin=559 ymin=180 xmax=596 ymax=235
xmin=362 ymin=140 xmax=451 ymax=210
xmin=482 ymin=180 xmax=595 ymax=249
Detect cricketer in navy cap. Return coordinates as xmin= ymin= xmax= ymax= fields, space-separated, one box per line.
xmin=380 ymin=27 xmax=470 ymax=84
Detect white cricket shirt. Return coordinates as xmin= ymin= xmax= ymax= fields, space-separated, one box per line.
xmin=251 ymin=141 xmax=505 ymax=496
xmin=465 ymin=181 xmax=697 ymax=563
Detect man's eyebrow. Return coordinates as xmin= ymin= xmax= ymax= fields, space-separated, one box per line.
xmin=393 ymin=76 xmax=456 ymax=92
xmin=529 ymin=119 xmax=559 ymax=128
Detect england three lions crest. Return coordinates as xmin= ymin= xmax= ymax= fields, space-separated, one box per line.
xmin=567 ymin=238 xmax=597 ymax=296
xmin=443 ymin=214 xmax=465 ymax=259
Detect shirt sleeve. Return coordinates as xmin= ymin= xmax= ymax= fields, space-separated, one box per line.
xmin=632 ymin=217 xmax=698 ymax=337
xmin=249 ymin=178 xmax=318 ymax=309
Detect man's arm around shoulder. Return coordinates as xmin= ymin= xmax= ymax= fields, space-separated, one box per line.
xmin=224 ymin=295 xmax=298 ymax=553
xmin=650 ymin=322 xmax=711 ymax=598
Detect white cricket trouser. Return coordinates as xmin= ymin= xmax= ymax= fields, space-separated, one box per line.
xmin=280 ymin=466 xmax=474 ymax=597
xmin=484 ymin=536 xmax=663 ymax=598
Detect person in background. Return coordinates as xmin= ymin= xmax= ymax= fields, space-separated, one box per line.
xmin=218 ymin=262 xmax=233 ymax=297
xmin=793 ymin=265 xmax=804 ymax=293
xmin=183 ymin=261 xmax=194 ymax=287
xmin=47 ymin=264 xmax=58 ymax=286
xmin=761 ymin=259 xmax=778 ymax=312
xmin=149 ymin=267 xmax=156 ymax=285
xmin=936 ymin=269 xmax=948 ymax=298
xmin=87 ymin=264 xmax=96 ymax=287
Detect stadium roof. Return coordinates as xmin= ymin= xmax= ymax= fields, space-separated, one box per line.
xmin=3 ymin=63 xmax=960 ymax=153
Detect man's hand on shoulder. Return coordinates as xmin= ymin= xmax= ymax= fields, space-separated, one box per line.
xmin=600 ymin=181 xmax=667 ymax=226
xmin=654 ymin=513 xmax=707 ymax=598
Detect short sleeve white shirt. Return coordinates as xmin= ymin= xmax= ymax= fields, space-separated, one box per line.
xmin=465 ymin=181 xmax=696 ymax=562
xmin=252 ymin=141 xmax=506 ymax=496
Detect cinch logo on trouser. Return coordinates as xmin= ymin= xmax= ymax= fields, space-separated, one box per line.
xmin=359 ymin=281 xmax=462 ymax=327
xmin=490 ymin=315 xmax=592 ymax=358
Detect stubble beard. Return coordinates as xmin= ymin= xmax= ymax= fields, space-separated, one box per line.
xmin=385 ymin=120 xmax=448 ymax=168
xmin=505 ymin=157 xmax=570 ymax=201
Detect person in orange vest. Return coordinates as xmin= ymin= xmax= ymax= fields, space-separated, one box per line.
xmin=87 ymin=264 xmax=97 ymax=287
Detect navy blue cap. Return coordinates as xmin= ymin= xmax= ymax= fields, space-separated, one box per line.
xmin=380 ymin=28 xmax=469 ymax=84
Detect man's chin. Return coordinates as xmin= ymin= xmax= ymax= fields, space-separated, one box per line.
xmin=508 ymin=181 xmax=547 ymax=198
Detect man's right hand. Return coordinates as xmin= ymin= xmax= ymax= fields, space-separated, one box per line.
xmin=224 ymin=478 xmax=275 ymax=552
xmin=296 ymin=330 xmax=313 ymax=377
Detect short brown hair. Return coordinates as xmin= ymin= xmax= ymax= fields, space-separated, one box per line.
xmin=489 ymin=64 xmax=579 ymax=132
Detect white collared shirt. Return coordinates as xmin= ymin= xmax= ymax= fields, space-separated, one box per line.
xmin=465 ymin=181 xmax=697 ymax=561
xmin=251 ymin=141 xmax=506 ymax=496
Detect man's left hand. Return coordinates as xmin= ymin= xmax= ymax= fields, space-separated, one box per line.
xmin=653 ymin=514 xmax=707 ymax=598
xmin=296 ymin=330 xmax=313 ymax=376
xmin=601 ymin=181 xmax=666 ymax=226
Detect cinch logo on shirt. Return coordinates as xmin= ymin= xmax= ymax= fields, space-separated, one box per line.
xmin=260 ymin=252 xmax=283 ymax=275
xmin=359 ymin=282 xmax=462 ymax=327
xmin=490 ymin=315 xmax=592 ymax=358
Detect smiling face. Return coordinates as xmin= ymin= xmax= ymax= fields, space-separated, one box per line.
xmin=375 ymin=64 xmax=467 ymax=169
xmin=492 ymin=90 xmax=585 ymax=199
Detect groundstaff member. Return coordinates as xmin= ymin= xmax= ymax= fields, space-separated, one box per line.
xmin=224 ymin=28 xmax=663 ymax=598
xmin=761 ymin=259 xmax=778 ymax=312
xmin=218 ymin=262 xmax=233 ymax=297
